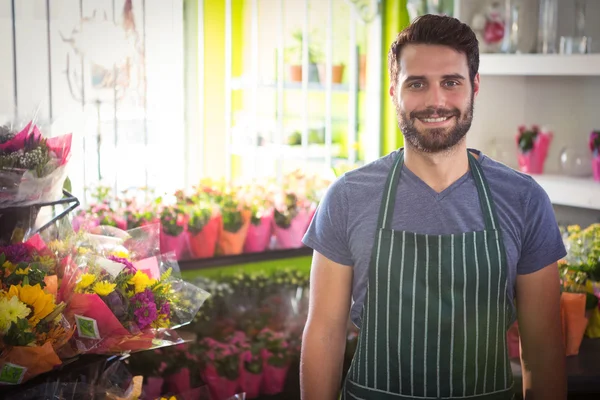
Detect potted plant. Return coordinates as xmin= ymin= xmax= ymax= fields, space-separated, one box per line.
xmin=515 ymin=124 xmax=553 ymax=174
xmin=284 ymin=29 xmax=322 ymax=83
xmin=240 ymin=183 xmax=274 ymax=254
xmin=186 ymin=201 xmax=220 ymax=259
xmin=217 ymin=192 xmax=251 ymax=256
xmin=589 ymin=130 xmax=600 ymax=181
xmin=159 ymin=205 xmax=187 ymax=259
xmin=316 ymin=58 xmax=345 ymax=85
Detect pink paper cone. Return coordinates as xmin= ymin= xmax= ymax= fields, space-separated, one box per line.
xmin=168 ymin=367 xmax=191 ymax=396
xmin=273 ymin=209 xmax=311 ymax=250
xmin=187 ymin=216 xmax=220 ymax=258
xmin=593 ymin=156 xmax=600 ymax=182
xmin=201 ymin=365 xmax=239 ymax=400
xmin=517 ymin=131 xmax=553 ymax=174
xmin=160 ymin=230 xmax=188 ymax=260
xmin=261 ymin=363 xmax=289 ymax=395
xmin=239 ymin=368 xmax=262 ymax=399
xmin=143 ymin=376 xmax=164 ymax=399
xmin=244 ymin=212 xmax=273 ymax=253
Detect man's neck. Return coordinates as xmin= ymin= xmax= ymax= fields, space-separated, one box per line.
xmin=403 ymin=140 xmax=471 ymax=193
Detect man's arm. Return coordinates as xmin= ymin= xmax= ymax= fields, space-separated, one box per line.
xmin=516 ymin=262 xmax=566 ymax=400
xmin=301 ymin=250 xmax=353 ymax=400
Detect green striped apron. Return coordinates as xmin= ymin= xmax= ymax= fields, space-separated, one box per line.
xmin=343 ymin=150 xmax=515 ymax=399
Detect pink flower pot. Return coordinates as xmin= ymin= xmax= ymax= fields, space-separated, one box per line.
xmin=187 ymin=216 xmax=220 ymax=258
xmin=273 ymin=209 xmax=311 ymax=250
xmin=239 ymin=369 xmax=262 ymax=399
xmin=201 ymin=365 xmax=239 ymax=400
xmin=244 ymin=212 xmax=273 ymax=253
xmin=142 ymin=376 xmax=164 ymax=399
xmin=261 ymin=363 xmax=289 ymax=395
xmin=517 ymin=131 xmax=553 ymax=174
xmin=593 ymin=156 xmax=600 ymax=182
xmin=160 ymin=230 xmax=188 ymax=260
xmin=167 ymin=367 xmax=191 ymax=396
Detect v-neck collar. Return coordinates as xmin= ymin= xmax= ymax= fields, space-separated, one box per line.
xmin=398 ymin=149 xmax=483 ymax=202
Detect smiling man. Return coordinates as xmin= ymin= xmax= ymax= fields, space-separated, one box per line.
xmin=300 ymin=14 xmax=567 ymax=400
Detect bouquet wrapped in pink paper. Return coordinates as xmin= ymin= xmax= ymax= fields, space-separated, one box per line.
xmin=0 ymin=121 xmax=72 ymax=207
xmin=516 ymin=125 xmax=553 ymax=174
xmin=244 ymin=210 xmax=273 ymax=254
xmin=58 ymin=225 xmax=209 ymax=355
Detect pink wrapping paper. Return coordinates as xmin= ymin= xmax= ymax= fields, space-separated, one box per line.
xmin=273 ymin=209 xmax=311 ymax=250
xmin=65 ymin=293 xmax=154 ymax=354
xmin=160 ymin=230 xmax=188 ymax=260
xmin=507 ymin=322 xmax=520 ymax=359
xmin=593 ymin=156 xmax=600 ymax=182
xmin=239 ymin=370 xmax=262 ymax=399
xmin=167 ymin=367 xmax=191 ymax=396
xmin=244 ymin=212 xmax=274 ymax=253
xmin=517 ymin=131 xmax=552 ymax=174
xmin=143 ymin=376 xmax=164 ymax=399
xmin=187 ymin=216 xmax=220 ymax=259
xmin=201 ymin=365 xmax=239 ymax=400
xmin=260 ymin=349 xmax=289 ymax=395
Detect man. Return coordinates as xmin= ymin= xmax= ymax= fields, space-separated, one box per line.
xmin=300 ymin=14 xmax=566 ymax=400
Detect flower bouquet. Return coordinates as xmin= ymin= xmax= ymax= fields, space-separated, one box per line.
xmin=159 ymin=205 xmax=188 ymax=260
xmin=0 ymin=121 xmax=72 ymax=208
xmin=59 ymin=227 xmax=209 ymax=355
xmin=186 ymin=201 xmax=220 ymax=259
xmin=515 ymin=125 xmax=553 ymax=174
xmin=217 ymin=193 xmax=251 ymax=256
xmin=0 ymin=239 xmax=73 ymax=385
xmin=589 ymin=130 xmax=600 ymax=182
xmin=257 ymin=327 xmax=292 ymax=395
xmin=272 ymin=191 xmax=312 ymax=250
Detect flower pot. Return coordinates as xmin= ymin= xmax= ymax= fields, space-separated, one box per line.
xmin=244 ymin=212 xmax=273 ymax=253
xmin=187 ymin=215 xmax=220 ymax=258
xmin=201 ymin=365 xmax=239 ymax=400
xmin=239 ymin=369 xmax=262 ymax=399
xmin=261 ymin=363 xmax=289 ymax=395
xmin=593 ymin=156 xmax=600 ymax=182
xmin=516 ymin=130 xmax=553 ymax=174
xmin=359 ymin=54 xmax=367 ymax=89
xmin=561 ymin=292 xmax=589 ymax=356
xmin=317 ymin=64 xmax=345 ymax=84
xmin=167 ymin=368 xmax=191 ymax=396
xmin=160 ymin=230 xmax=188 ymax=260
xmin=217 ymin=210 xmax=251 ymax=256
xmin=287 ymin=65 xmax=302 ymax=82
xmin=142 ymin=376 xmax=164 ymax=399
xmin=273 ymin=208 xmax=312 ymax=250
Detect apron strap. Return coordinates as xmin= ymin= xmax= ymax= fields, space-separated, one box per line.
xmin=377 ymin=150 xmax=501 ymax=232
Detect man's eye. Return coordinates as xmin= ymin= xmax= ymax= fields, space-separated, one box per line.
xmin=444 ymin=80 xmax=459 ymax=87
xmin=409 ymin=82 xmax=424 ymax=89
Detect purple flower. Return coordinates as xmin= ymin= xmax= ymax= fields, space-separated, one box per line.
xmin=132 ymin=289 xmax=158 ymax=330
xmin=108 ymin=255 xmax=136 ymax=274
xmin=0 ymin=244 xmax=30 ymax=263
xmin=104 ymin=291 xmax=126 ymax=319
xmin=159 ymin=301 xmax=171 ymax=318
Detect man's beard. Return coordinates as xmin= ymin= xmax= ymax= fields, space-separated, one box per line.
xmin=396 ymin=94 xmax=474 ymax=154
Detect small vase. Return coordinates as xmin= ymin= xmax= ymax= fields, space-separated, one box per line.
xmin=516 ymin=130 xmax=553 ymax=174
xmin=593 ymin=155 xmax=600 ymax=182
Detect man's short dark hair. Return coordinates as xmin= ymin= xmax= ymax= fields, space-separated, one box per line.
xmin=388 ymin=14 xmax=480 ymax=86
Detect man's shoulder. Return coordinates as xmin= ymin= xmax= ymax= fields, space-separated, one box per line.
xmin=344 ymin=151 xmax=397 ymax=186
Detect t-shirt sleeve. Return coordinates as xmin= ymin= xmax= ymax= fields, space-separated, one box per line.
xmin=302 ymin=175 xmax=354 ymax=267
xmin=517 ymin=179 xmax=567 ymax=275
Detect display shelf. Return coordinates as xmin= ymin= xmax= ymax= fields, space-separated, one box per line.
xmin=530 ymin=174 xmax=600 ymax=210
xmin=479 ymin=54 xmax=600 ymax=76
xmin=177 ymin=247 xmax=313 ymax=271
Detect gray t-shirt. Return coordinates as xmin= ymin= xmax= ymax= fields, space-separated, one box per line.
xmin=302 ymin=149 xmax=567 ymax=328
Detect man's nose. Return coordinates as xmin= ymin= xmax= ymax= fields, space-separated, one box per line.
xmin=425 ymin=86 xmax=446 ymax=109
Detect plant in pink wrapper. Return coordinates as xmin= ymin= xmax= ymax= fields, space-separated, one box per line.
xmin=256 ymin=327 xmax=292 ymax=395
xmin=273 ymin=192 xmax=311 ymax=250
xmin=186 ymin=201 xmax=220 ymax=259
xmin=197 ymin=337 xmax=240 ymax=400
xmin=160 ymin=205 xmax=188 ymax=260
xmin=515 ymin=125 xmax=553 ymax=174
xmin=589 ymin=130 xmax=600 ymax=182
xmin=241 ymin=183 xmax=274 ymax=254
xmin=228 ymin=330 xmax=263 ymax=399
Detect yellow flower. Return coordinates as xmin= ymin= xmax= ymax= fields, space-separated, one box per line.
xmin=35 ymin=256 xmax=56 ymax=269
xmin=0 ymin=296 xmax=30 ymax=334
xmin=75 ymin=273 xmax=96 ymax=293
xmin=15 ymin=267 xmax=30 ymax=275
xmin=8 ymin=284 xmax=56 ymax=326
xmin=2 ymin=261 xmax=16 ymax=275
xmin=111 ymin=250 xmax=130 ymax=259
xmin=128 ymin=271 xmax=152 ymax=294
xmin=92 ymin=281 xmax=117 ymax=297
xmin=151 ymin=315 xmax=170 ymax=329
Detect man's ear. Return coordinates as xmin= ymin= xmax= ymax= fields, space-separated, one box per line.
xmin=473 ymin=73 xmax=480 ymax=98
xmin=389 ymin=84 xmax=395 ymax=98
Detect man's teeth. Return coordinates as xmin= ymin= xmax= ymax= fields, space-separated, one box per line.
xmin=421 ymin=117 xmax=449 ymax=123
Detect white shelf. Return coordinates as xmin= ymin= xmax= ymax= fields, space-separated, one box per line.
xmin=530 ymin=174 xmax=600 ymax=210
xmin=479 ymin=54 xmax=600 ymax=76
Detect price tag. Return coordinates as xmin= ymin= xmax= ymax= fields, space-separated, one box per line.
xmin=75 ymin=314 xmax=101 ymax=339
xmin=0 ymin=363 xmax=27 ymax=385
